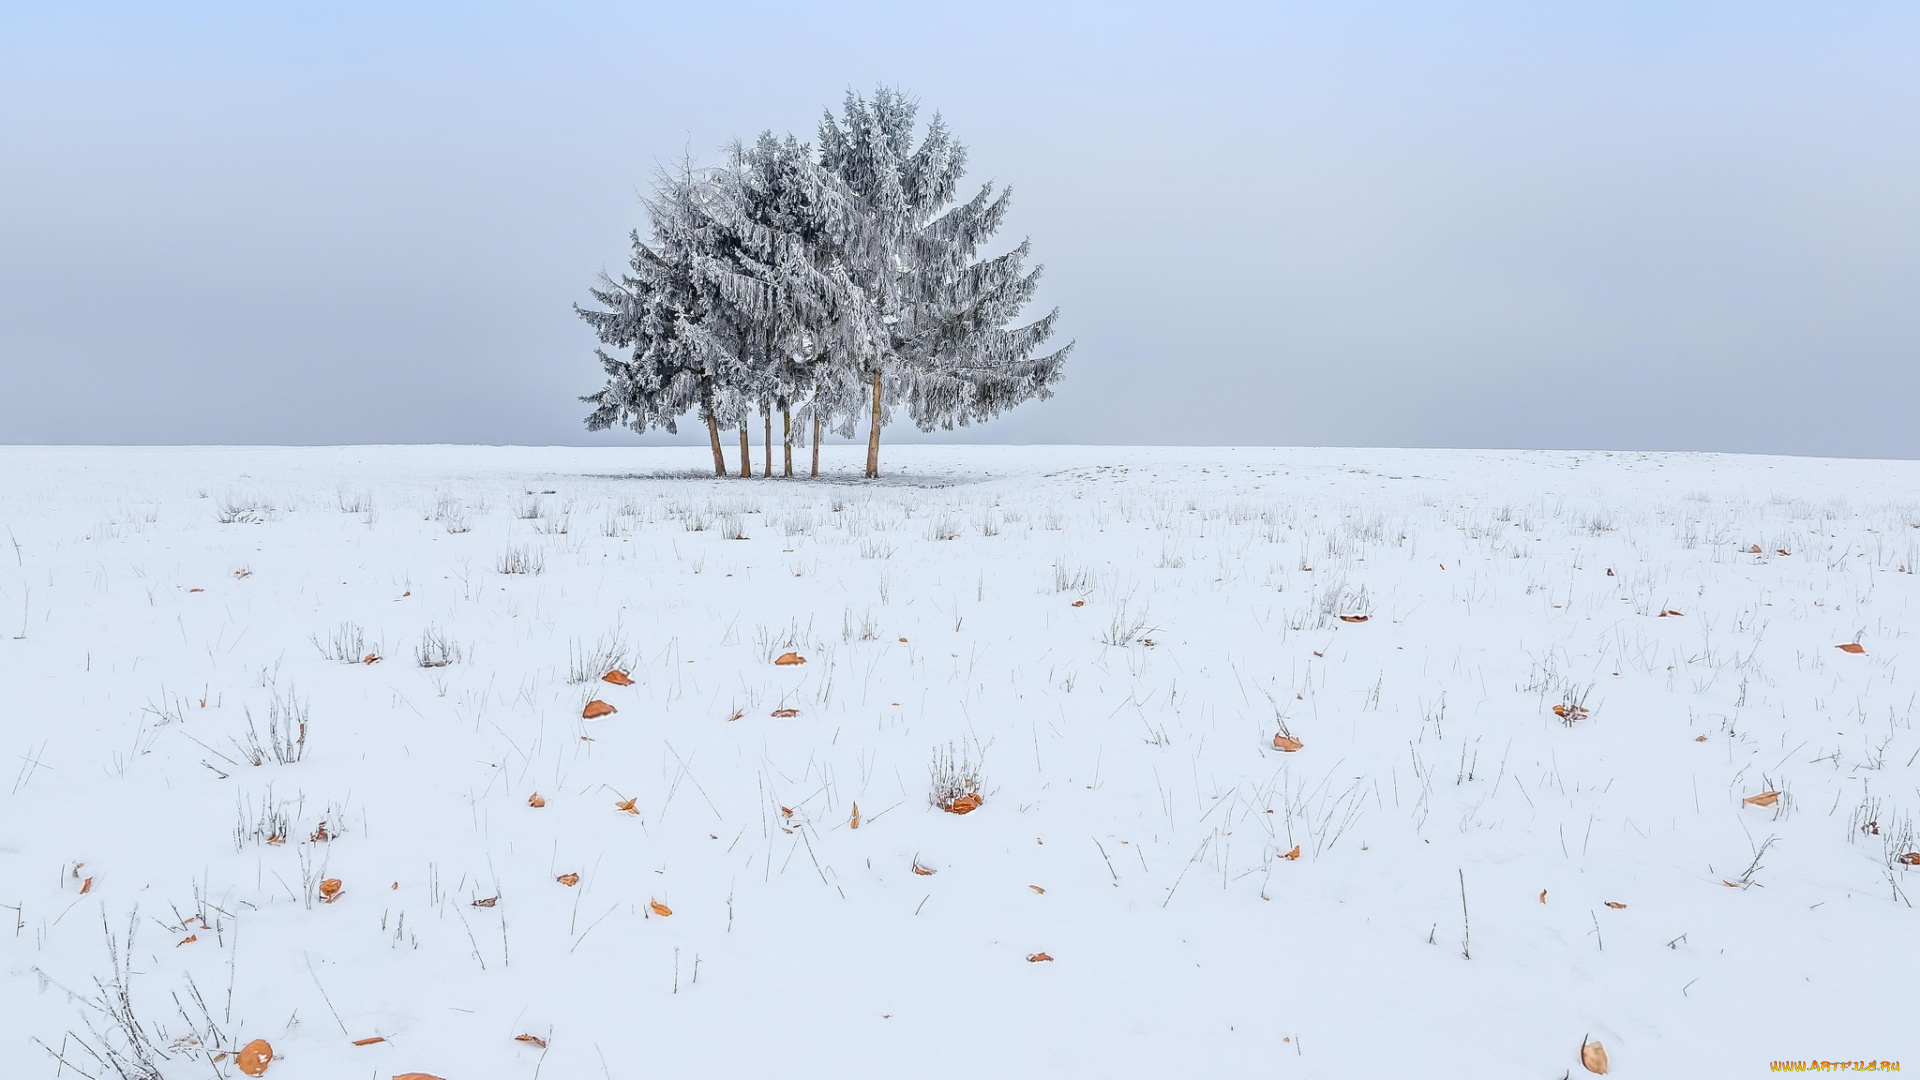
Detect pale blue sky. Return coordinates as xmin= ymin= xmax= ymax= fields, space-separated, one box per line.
xmin=3 ymin=2 xmax=1916 ymax=455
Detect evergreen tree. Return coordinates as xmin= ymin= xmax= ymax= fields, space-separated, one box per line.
xmin=578 ymin=161 xmax=742 ymax=476
xmin=581 ymin=89 xmax=1067 ymax=479
xmin=818 ymin=87 xmax=1071 ymax=477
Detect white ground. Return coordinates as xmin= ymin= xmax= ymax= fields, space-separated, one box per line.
xmin=3 ymin=444 xmax=1918 ymax=1078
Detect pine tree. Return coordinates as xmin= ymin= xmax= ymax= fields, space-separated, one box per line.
xmin=582 ymin=91 xmax=1066 ymax=478
xmin=818 ymin=87 xmax=1071 ymax=477
xmin=578 ymin=161 xmax=744 ymax=476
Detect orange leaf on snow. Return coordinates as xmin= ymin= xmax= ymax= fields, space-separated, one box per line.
xmin=770 ymin=708 xmax=799 ymax=718
xmin=1837 ymin=642 xmax=1867 ymax=654
xmin=318 ymin=878 xmax=343 ymax=903
xmin=1693 ymin=735 xmax=1708 ymax=742
xmin=615 ymin=797 xmax=639 ymax=815
xmin=1743 ymin=791 xmax=1781 ymax=808
xmin=601 ymin=669 xmax=633 ymax=686
xmin=1897 ymin=852 xmax=1920 ymax=866
xmin=1026 ymin=952 xmax=1054 ymax=962
xmin=1539 ymin=890 xmax=1548 ymax=904
xmin=773 ymin=651 xmax=806 ymax=666
xmin=471 ymin=895 xmax=498 ymax=908
xmin=362 ymin=652 xmax=382 ymax=664
xmin=177 ymin=934 xmax=198 ymax=946
xmin=351 ymin=1036 xmax=386 ymax=1046
xmin=1604 ymin=901 xmax=1627 ymax=909
xmin=527 ymin=792 xmax=546 ymax=808
xmin=79 ymin=876 xmax=93 ymax=895
xmin=1338 ymin=614 xmax=1369 ymax=623
xmin=514 ymin=1034 xmax=549 ymax=1049
xmin=1581 ymin=1037 xmax=1609 ymax=1074
xmin=649 ymin=899 xmax=673 ymax=917
xmin=392 ymin=1075 xmax=449 ymax=1080
xmin=850 ymin=802 xmax=861 ymax=830
xmin=1029 ymin=884 xmax=1046 ymax=894
xmin=910 ymin=859 xmax=935 ymax=876
xmin=1273 ymin=734 xmax=1303 ymax=752
xmin=942 ymin=793 xmax=983 ymax=815
xmin=1281 ymin=845 xmax=1301 ymax=861
xmin=556 ymin=873 xmax=580 ymax=887
xmin=235 ymin=1039 xmax=273 ymax=1076
xmin=1071 ymin=600 xmax=1085 ymax=608
xmin=582 ymin=699 xmax=616 ymax=719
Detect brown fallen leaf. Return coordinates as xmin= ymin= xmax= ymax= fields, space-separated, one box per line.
xmin=1552 ymin=703 xmax=1591 ymax=722
xmin=556 ymin=872 xmax=580 ymax=887
xmin=351 ymin=1036 xmax=386 ymax=1046
xmin=779 ymin=806 xmax=794 ymax=818
xmin=236 ymin=1038 xmax=273 ymax=1076
xmin=726 ymin=711 xmax=744 ymax=722
xmin=1693 ymin=735 xmax=1708 ymax=742
xmin=1071 ymin=600 xmax=1085 ymax=607
xmin=602 ymin=669 xmax=633 ymax=686
xmin=582 ymin=699 xmax=616 ymax=719
xmin=471 ymin=895 xmax=498 ymax=908
xmin=1897 ymin=852 xmax=1920 ymax=866
xmin=319 ymin=878 xmax=343 ymax=903
xmin=79 ymin=876 xmax=93 ymax=895
xmin=1603 ymin=901 xmax=1626 ymax=909
xmin=773 ymin=651 xmax=806 ymax=666
xmin=1026 ymin=952 xmax=1054 ymax=962
xmin=1029 ymin=884 xmax=1046 ymax=894
xmin=1581 ymin=1036 xmax=1609 ymax=1074
xmin=177 ymin=934 xmax=198 ymax=946
xmin=392 ymin=1074 xmax=449 ymax=1080
xmin=1281 ymin=845 xmax=1301 ymax=861
xmin=514 ymin=1033 xmax=548 ymax=1049
xmin=1837 ymin=642 xmax=1867 ymax=654
xmin=1658 ymin=609 xmax=1683 ymax=618
xmin=1338 ymin=614 xmax=1369 ymax=623
xmin=527 ymin=792 xmax=546 ymax=808
xmin=1539 ymin=890 xmax=1548 ymax=904
xmin=910 ymin=859 xmax=935 ymax=876
xmin=615 ymin=797 xmax=639 ymax=815
xmin=1776 ymin=548 xmax=1791 ymax=556
xmin=850 ymin=802 xmax=861 ymax=830
xmin=942 ymin=793 xmax=983 ymax=815
xmin=770 ymin=707 xmax=799 ymax=718
xmin=1743 ymin=791 xmax=1781 ymax=808
xmin=649 ymin=899 xmax=672 ymax=917
xmin=189 ymin=587 xmax=205 ymax=593
xmin=1272 ymin=734 xmax=1303 ymax=752
xmin=1748 ymin=544 xmax=1763 ymax=554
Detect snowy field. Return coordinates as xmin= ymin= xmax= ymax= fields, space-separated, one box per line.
xmin=5 ymin=443 xmax=1919 ymax=1078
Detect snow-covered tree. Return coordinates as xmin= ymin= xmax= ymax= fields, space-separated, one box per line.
xmin=818 ymin=87 xmax=1071 ymax=477
xmin=578 ymin=160 xmax=743 ymax=476
xmin=582 ymin=89 xmax=1067 ymax=479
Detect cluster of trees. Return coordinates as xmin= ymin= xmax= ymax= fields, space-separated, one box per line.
xmin=578 ymin=88 xmax=1071 ymax=478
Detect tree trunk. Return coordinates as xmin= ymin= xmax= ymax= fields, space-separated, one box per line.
xmin=864 ymin=367 xmax=882 ymax=479
xmin=738 ymin=422 xmax=751 ymax=478
xmin=705 ymin=410 xmax=727 ymax=477
xmin=763 ymin=409 xmax=772 ymax=477
xmin=782 ymin=409 xmax=793 ymax=477
xmin=811 ymin=413 xmax=821 ymax=477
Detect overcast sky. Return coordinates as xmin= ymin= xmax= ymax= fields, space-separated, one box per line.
xmin=3 ymin=2 xmax=1916 ymax=456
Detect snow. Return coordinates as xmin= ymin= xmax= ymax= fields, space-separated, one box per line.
xmin=4 ymin=443 xmax=1917 ymax=1077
